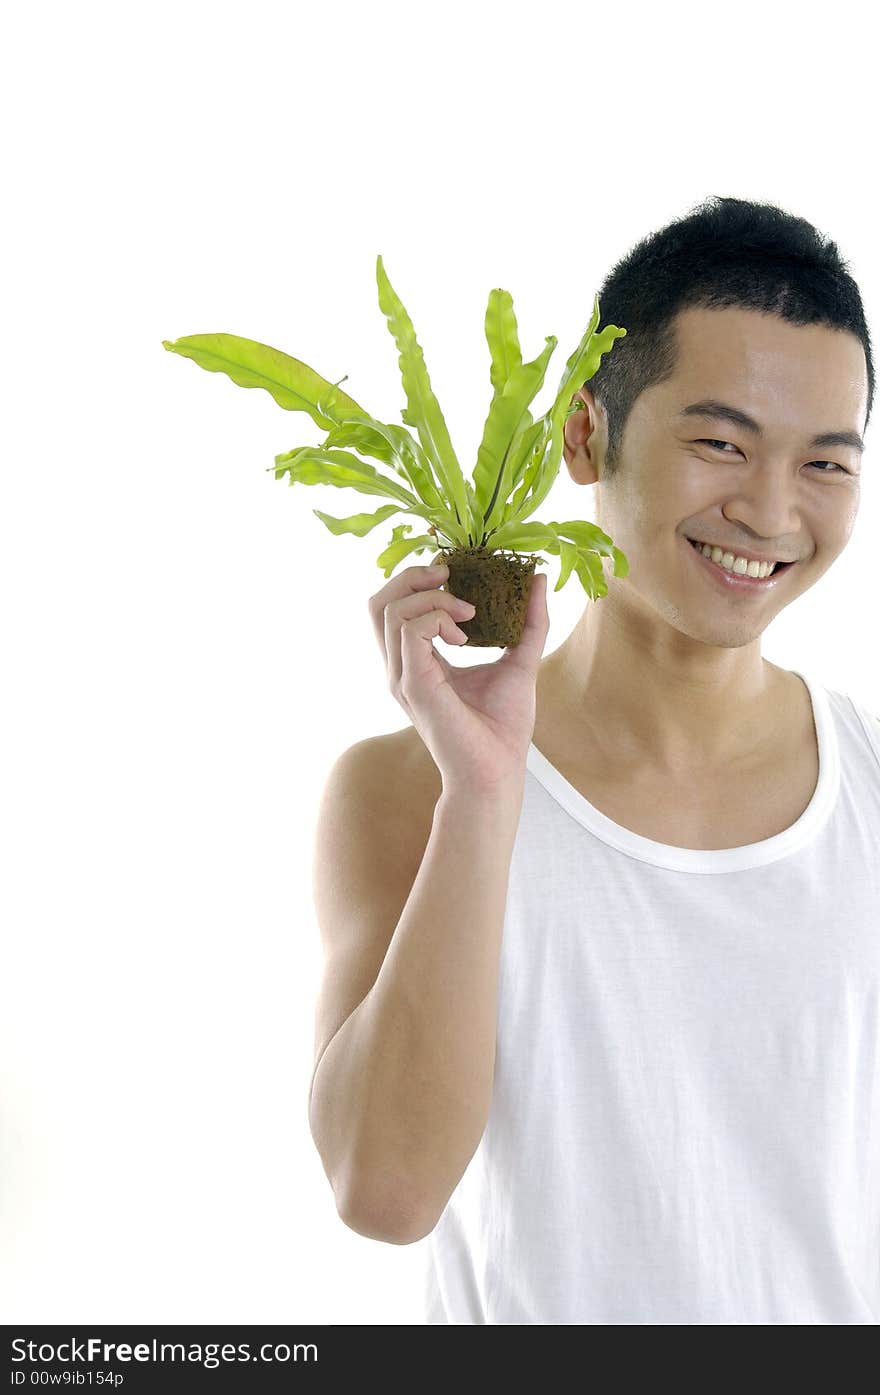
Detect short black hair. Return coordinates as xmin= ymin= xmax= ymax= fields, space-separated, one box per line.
xmin=584 ymin=194 xmax=874 ymax=479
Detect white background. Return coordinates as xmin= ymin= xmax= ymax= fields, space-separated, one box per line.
xmin=1 ymin=0 xmax=877 ymax=1324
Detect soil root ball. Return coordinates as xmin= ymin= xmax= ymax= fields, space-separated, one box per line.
xmin=436 ymin=546 xmax=540 ymax=648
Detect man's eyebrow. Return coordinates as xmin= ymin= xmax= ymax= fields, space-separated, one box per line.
xmin=677 ymin=399 xmax=865 ymax=454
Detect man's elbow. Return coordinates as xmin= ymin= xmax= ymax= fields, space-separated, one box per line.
xmin=337 ymin=1184 xmax=439 ymax=1246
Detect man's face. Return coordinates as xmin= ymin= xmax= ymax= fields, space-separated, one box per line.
xmin=563 ymin=305 xmax=868 ymax=650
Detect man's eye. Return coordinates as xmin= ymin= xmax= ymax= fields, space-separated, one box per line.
xmin=699 ymin=439 xmax=740 ymax=453
xmin=697 ymin=440 xmax=848 ymax=474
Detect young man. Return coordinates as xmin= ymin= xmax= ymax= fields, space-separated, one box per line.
xmin=308 ymin=195 xmax=880 ymax=1324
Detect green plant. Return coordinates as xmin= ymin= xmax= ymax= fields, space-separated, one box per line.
xmin=162 ymin=255 xmax=629 ymax=600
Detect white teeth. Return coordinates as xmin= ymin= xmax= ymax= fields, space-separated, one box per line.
xmin=690 ymin=539 xmax=777 ymax=579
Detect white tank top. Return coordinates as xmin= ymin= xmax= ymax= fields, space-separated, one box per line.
xmin=423 ymin=669 xmax=880 ymax=1324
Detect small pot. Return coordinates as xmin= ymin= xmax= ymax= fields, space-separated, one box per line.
xmin=436 ymin=546 xmax=539 ymax=648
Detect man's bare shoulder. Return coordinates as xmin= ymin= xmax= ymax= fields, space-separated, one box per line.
xmin=366 ymin=725 xmax=444 ymax=816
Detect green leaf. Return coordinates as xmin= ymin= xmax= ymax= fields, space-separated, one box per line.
xmin=465 ymin=478 xmax=481 ymax=526
xmin=375 ymin=256 xmax=474 ymax=537
xmin=313 ymin=503 xmax=401 ymax=538
xmin=375 ymin=523 xmax=439 ymax=578
xmin=494 ymin=418 xmax=550 ymax=529
xmin=484 ymin=288 xmax=523 ymax=395
xmin=272 ymin=445 xmax=420 ymax=506
xmin=475 ymin=335 xmax=558 ymax=533
xmin=270 ymin=446 xmax=469 ymax=547
xmin=551 ymin=538 xmax=578 ymax=592
xmin=554 ymin=293 xmax=602 ymax=401
xmin=481 ymin=520 xmax=561 ymax=552
xmin=611 ymin=546 xmax=629 ymax=578
xmin=480 ymin=517 xmax=628 ymax=601
xmin=572 ymin=549 xmax=609 ymax=599
xmin=162 ymin=333 xmax=365 ymax=431
xmin=501 ymin=300 xmax=627 ymax=528
xmin=324 ymin=412 xmax=446 ymax=512
xmin=550 ymin=518 xmax=630 ymax=577
xmin=547 ymin=518 xmax=615 ymax=556
xmin=504 ymin=408 xmax=535 ymax=489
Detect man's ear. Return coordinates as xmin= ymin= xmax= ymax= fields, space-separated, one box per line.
xmin=563 ymin=387 xmax=598 ymax=470
xmin=563 ymin=389 xmax=585 ymax=464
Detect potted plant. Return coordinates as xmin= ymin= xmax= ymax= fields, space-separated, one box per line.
xmin=163 ymin=256 xmax=629 ymax=648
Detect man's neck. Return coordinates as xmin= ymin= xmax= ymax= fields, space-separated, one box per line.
xmin=535 ymin=634 xmax=789 ymax=781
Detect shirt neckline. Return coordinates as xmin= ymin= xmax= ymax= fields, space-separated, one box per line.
xmin=526 ymin=668 xmax=840 ymax=873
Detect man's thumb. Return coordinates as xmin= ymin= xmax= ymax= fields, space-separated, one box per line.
xmin=503 ymin=569 xmax=549 ymax=668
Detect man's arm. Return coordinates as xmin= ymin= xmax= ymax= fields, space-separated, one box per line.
xmin=307 ymin=733 xmax=524 ymax=1243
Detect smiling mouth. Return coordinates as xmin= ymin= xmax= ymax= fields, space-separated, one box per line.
xmin=685 ymin=536 xmax=798 ymax=585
